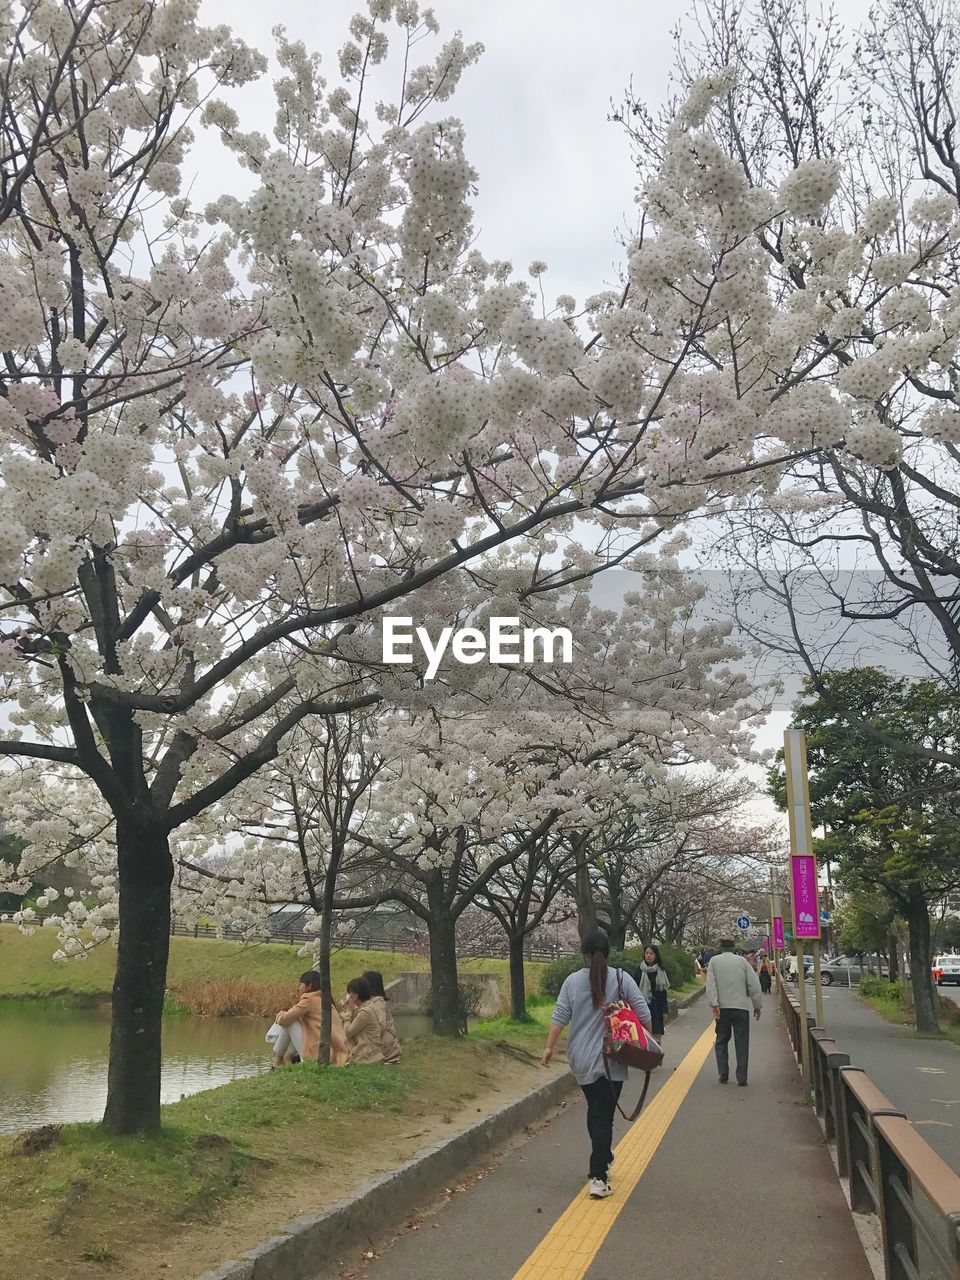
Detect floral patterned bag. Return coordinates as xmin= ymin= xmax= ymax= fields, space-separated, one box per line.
xmin=602 ymin=968 xmax=664 ymax=1120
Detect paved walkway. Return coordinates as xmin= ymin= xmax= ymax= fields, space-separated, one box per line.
xmin=315 ymin=995 xmax=871 ymax=1280
xmin=804 ymin=983 xmax=960 ymax=1171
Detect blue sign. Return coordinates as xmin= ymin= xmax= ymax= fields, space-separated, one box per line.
xmin=820 ymin=911 xmax=831 ymax=924
xmin=736 ymin=914 xmax=751 ymax=930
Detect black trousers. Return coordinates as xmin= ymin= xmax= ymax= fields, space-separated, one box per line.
xmin=581 ymin=1078 xmax=622 ymax=1180
xmin=715 ymin=1008 xmax=750 ymax=1083
xmin=648 ymin=990 xmax=668 ymax=1036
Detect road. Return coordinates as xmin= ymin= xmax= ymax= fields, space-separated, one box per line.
xmin=314 ymin=996 xmax=871 ymax=1280
xmin=939 ymin=984 xmax=960 ymax=1010
xmin=807 ymin=984 xmax=960 ymax=1171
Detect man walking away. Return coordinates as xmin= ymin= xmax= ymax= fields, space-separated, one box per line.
xmin=706 ymin=939 xmax=762 ymax=1086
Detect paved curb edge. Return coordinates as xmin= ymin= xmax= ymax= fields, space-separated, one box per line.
xmin=674 ymin=984 xmax=706 ymax=1012
xmin=195 ymin=1069 xmax=579 ymax=1280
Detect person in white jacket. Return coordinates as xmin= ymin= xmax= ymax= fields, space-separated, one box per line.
xmin=706 ymin=940 xmax=763 ymax=1087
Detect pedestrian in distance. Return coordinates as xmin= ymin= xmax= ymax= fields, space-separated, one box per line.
xmin=362 ymin=969 xmax=402 ymax=1065
xmin=758 ymin=958 xmax=772 ymax=995
xmin=706 ymin=939 xmax=763 ymax=1087
xmin=541 ymin=930 xmax=652 ymax=1200
xmin=634 ymin=944 xmax=670 ymax=1037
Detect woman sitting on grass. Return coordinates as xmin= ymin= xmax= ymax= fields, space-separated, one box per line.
xmin=363 ymin=970 xmax=402 ymax=1065
xmin=272 ymin=970 xmax=347 ymax=1066
xmin=342 ymin=976 xmax=386 ymax=1065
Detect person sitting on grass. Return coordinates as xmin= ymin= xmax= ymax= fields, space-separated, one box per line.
xmin=342 ymin=976 xmax=386 ymax=1065
xmin=362 ymin=970 xmax=402 ymax=1065
xmin=272 ymin=970 xmax=347 ymax=1066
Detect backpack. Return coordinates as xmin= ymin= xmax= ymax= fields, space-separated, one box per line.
xmin=602 ymin=968 xmax=664 ymax=1120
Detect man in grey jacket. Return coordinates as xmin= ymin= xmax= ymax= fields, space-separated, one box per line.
xmin=706 ymin=939 xmax=763 ymax=1086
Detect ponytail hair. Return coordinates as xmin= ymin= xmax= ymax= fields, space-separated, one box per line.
xmin=581 ymin=929 xmax=611 ymax=1009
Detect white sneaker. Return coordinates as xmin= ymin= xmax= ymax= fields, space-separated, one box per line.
xmin=588 ymin=1178 xmax=612 ymax=1199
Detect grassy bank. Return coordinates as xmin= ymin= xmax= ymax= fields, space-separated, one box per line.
xmin=0 ymin=1007 xmax=560 ymax=1280
xmin=671 ymin=978 xmax=703 ymax=1002
xmin=0 ymin=925 xmax=546 ymax=1015
xmin=858 ymin=979 xmax=960 ymax=1048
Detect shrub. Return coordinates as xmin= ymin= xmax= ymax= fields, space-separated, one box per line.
xmin=538 ymin=942 xmax=696 ymax=999
xmin=538 ymin=952 xmax=584 ymax=998
xmin=860 ymin=975 xmax=901 ymax=1000
xmin=655 ymin=941 xmax=696 ymax=988
xmin=170 ymin=978 xmax=295 ymax=1017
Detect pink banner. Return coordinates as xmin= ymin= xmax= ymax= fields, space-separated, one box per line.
xmin=763 ymin=936 xmax=770 ymax=953
xmin=773 ymin=916 xmax=785 ymax=949
xmin=791 ymin=854 xmax=821 ymax=939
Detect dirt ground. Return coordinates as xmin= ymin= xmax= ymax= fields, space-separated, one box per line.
xmin=1 ymin=1030 xmax=566 ymax=1280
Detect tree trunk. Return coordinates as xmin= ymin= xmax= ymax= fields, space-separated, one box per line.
xmin=904 ymin=893 xmax=939 ymax=1034
xmin=102 ymin=823 xmax=174 ymax=1135
xmin=574 ymin=839 xmax=596 ymax=938
xmin=427 ymin=882 xmax=461 ymax=1036
xmin=605 ymin=924 xmax=625 ymax=950
xmin=887 ymin=932 xmax=899 ymax=982
xmin=317 ymin=870 xmax=335 ymax=1066
xmin=508 ymin=932 xmax=527 ymax=1020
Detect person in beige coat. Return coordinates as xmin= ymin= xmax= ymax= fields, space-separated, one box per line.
xmin=363 ymin=970 xmax=402 ymax=1065
xmin=275 ymin=970 xmax=348 ymax=1066
xmin=342 ymin=976 xmax=385 ymax=1065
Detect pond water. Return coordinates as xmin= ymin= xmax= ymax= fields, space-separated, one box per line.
xmin=0 ymin=1004 xmax=433 ymax=1134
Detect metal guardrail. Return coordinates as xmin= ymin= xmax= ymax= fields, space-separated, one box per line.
xmin=168 ymin=918 xmax=565 ymax=962
xmin=779 ymin=980 xmax=960 ymax=1280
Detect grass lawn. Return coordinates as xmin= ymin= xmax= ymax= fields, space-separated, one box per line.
xmin=671 ymin=978 xmax=703 ymax=1001
xmin=859 ymin=985 xmax=960 ymax=1047
xmin=0 ymin=1012 xmax=563 ymax=1280
xmin=0 ymin=924 xmax=546 ymax=1013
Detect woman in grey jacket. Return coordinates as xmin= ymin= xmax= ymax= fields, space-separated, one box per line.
xmin=541 ymin=931 xmax=652 ymax=1199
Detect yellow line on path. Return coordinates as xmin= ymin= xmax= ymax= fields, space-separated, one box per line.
xmin=511 ymin=1023 xmax=715 ymax=1280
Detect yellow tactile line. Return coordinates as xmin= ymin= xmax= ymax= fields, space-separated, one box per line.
xmin=512 ymin=1023 xmax=716 ymax=1280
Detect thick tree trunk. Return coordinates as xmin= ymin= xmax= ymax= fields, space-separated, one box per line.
xmin=905 ymin=894 xmax=939 ymax=1034
xmin=427 ymin=882 xmax=461 ymax=1036
xmin=508 ymin=932 xmax=527 ymax=1020
xmin=102 ymin=823 xmax=173 ymax=1135
xmin=606 ymin=921 xmax=627 ymax=951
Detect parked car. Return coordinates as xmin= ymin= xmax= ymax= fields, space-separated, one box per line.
xmin=933 ymin=954 xmax=960 ymax=986
xmin=816 ymin=954 xmax=888 ymax=986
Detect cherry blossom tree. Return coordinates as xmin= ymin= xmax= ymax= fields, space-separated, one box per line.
xmin=619 ymin=0 xmax=960 ymax=718
xmin=564 ymin=772 xmax=774 ymax=949
xmin=1 ymin=0 xmax=864 ymax=1132
xmin=475 ymin=828 xmax=575 ymax=1019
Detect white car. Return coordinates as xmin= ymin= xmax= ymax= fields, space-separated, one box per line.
xmin=933 ymin=955 xmax=960 ymax=986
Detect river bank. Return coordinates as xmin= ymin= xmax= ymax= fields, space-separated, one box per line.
xmin=0 ymin=1009 xmax=561 ymax=1280
xmin=0 ymin=925 xmax=545 ymax=1015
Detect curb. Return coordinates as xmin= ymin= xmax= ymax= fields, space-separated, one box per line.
xmin=668 ymin=984 xmax=706 ymax=1017
xmin=195 ymin=1070 xmax=578 ymax=1280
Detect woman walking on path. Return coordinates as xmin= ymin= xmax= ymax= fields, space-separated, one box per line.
xmin=759 ymin=959 xmax=772 ymax=995
xmin=541 ymin=930 xmax=652 ymax=1200
xmin=634 ymin=945 xmax=670 ymax=1037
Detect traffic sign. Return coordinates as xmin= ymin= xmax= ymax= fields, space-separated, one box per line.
xmin=820 ymin=911 xmax=831 ymax=924
xmin=736 ymin=914 xmax=751 ymax=930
